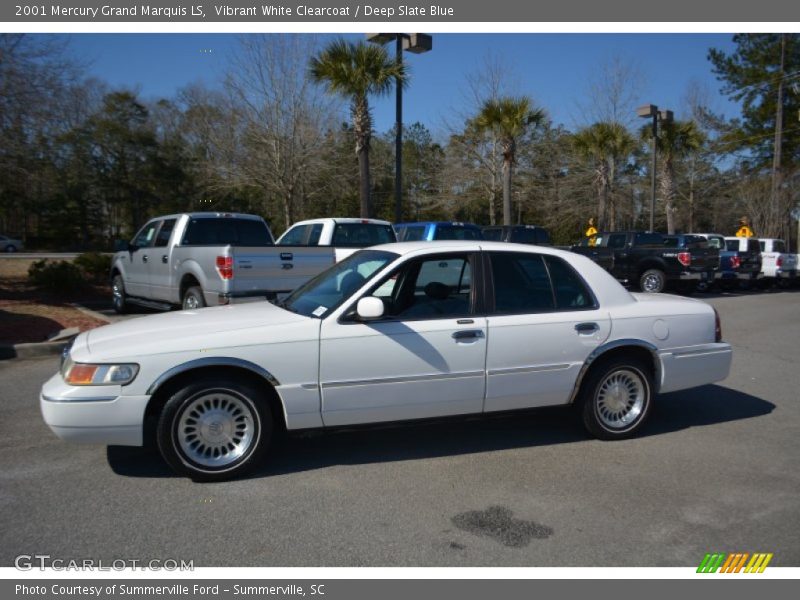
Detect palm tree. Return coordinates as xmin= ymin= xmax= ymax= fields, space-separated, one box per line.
xmin=643 ymin=119 xmax=705 ymax=234
xmin=573 ymin=121 xmax=635 ymax=230
xmin=473 ymin=96 xmax=544 ymax=225
xmin=309 ymin=39 xmax=406 ymax=218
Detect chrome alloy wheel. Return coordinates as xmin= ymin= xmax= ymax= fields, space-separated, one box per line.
xmin=595 ymin=368 xmax=646 ymax=430
xmin=176 ymin=391 xmax=257 ymax=468
xmin=183 ymin=294 xmax=199 ymax=310
xmin=112 ymin=278 xmax=124 ymax=306
xmin=641 ymin=273 xmax=662 ymax=292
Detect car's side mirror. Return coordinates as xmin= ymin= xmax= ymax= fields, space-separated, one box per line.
xmin=356 ymin=297 xmax=384 ymax=320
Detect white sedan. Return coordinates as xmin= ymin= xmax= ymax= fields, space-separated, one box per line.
xmin=41 ymin=242 xmax=732 ymax=481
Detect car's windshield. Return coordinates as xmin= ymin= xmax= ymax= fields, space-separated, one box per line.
xmin=280 ymin=249 xmax=398 ymax=318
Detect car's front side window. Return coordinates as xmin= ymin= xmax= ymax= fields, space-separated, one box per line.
xmin=132 ymin=221 xmax=159 ymax=248
xmin=361 ymin=254 xmax=474 ymax=320
xmin=281 ymin=250 xmax=398 ymax=318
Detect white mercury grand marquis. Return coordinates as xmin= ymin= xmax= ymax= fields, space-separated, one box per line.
xmin=41 ymin=241 xmax=733 ymax=481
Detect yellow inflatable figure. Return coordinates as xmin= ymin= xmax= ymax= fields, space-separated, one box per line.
xmin=735 ymin=216 xmax=754 ymax=238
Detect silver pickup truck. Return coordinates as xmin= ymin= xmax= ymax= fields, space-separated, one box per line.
xmin=110 ymin=213 xmax=367 ymax=312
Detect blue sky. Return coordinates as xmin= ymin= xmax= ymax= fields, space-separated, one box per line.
xmin=66 ymin=33 xmax=741 ymax=134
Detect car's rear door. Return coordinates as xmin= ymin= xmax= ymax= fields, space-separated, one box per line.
xmin=483 ymin=250 xmax=611 ymax=412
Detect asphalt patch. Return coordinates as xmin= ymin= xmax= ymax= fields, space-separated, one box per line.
xmin=451 ymin=505 xmax=553 ymax=548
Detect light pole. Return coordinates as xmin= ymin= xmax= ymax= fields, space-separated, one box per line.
xmin=637 ymin=104 xmax=673 ymax=232
xmin=367 ymin=33 xmax=432 ymax=223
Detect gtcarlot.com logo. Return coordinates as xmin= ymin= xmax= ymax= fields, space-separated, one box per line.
xmin=14 ymin=554 xmax=194 ymax=571
xmin=697 ymin=552 xmax=773 ymax=573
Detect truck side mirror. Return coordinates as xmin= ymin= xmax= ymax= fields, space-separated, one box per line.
xmin=356 ymin=297 xmax=384 ymax=320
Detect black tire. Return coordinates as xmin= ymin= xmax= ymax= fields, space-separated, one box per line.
xmin=638 ymin=269 xmax=666 ymax=293
xmin=182 ymin=286 xmax=206 ymax=310
xmin=156 ymin=377 xmax=273 ymax=481
xmin=111 ymin=274 xmax=128 ymax=314
xmin=4 ymin=244 xmax=16 ymax=253
xmin=580 ymin=357 xmax=653 ymax=440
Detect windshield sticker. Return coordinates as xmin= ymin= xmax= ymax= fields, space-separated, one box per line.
xmin=312 ymin=306 xmax=327 ymax=317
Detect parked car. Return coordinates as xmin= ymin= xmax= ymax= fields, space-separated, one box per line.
xmin=276 ymin=218 xmax=396 ymax=261
xmin=691 ymin=233 xmax=760 ymax=291
xmin=662 ymin=234 xmax=720 ymax=292
xmin=723 ymin=236 xmax=763 ymax=289
xmin=571 ymin=231 xmax=717 ymax=293
xmin=481 ymin=225 xmax=551 ymax=245
xmin=757 ymin=238 xmax=797 ymax=286
xmin=111 ymin=213 xmax=356 ymax=313
xmin=394 ymin=221 xmax=483 ymax=241
xmin=0 ymin=234 xmax=22 ymax=252
xmin=42 ymin=241 xmax=732 ymax=481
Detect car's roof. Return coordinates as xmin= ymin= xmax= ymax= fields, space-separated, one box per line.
xmin=152 ymin=212 xmax=265 ymax=221
xmin=291 ymin=217 xmax=392 ymax=226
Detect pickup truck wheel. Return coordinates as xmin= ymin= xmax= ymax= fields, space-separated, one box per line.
xmin=182 ymin=286 xmax=206 ymax=310
xmin=639 ymin=269 xmax=666 ymax=293
xmin=111 ymin=275 xmax=128 ymax=314
xmin=580 ymin=357 xmax=653 ymax=440
xmin=157 ymin=378 xmax=272 ymax=481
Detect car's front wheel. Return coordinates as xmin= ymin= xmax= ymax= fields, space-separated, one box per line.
xmin=156 ymin=377 xmax=272 ymax=481
xmin=4 ymin=244 xmax=17 ymax=253
xmin=580 ymin=357 xmax=653 ymax=440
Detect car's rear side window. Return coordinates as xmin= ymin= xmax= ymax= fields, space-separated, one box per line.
xmin=490 ymin=253 xmax=555 ymax=314
xmin=154 ymin=219 xmax=176 ymax=247
xmin=544 ymin=255 xmax=595 ymax=310
xmin=513 ymin=228 xmax=538 ymax=244
xmin=634 ymin=232 xmax=663 ymax=246
xmin=182 ymin=218 xmax=273 ymax=246
xmin=774 ymin=240 xmax=786 ymax=253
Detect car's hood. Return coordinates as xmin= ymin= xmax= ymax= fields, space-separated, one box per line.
xmin=83 ymin=301 xmax=310 ymax=360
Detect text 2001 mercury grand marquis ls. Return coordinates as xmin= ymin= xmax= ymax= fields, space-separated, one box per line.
xmin=41 ymin=241 xmax=732 ymax=481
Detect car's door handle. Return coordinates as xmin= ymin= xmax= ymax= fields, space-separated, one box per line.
xmin=142 ymin=254 xmax=148 ymax=263
xmin=575 ymin=322 xmax=599 ymax=334
xmin=161 ymin=255 xmax=168 ymax=264
xmin=452 ymin=330 xmax=485 ymax=341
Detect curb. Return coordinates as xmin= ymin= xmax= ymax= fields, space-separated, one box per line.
xmin=0 ymin=302 xmax=110 ymax=361
xmin=0 ymin=340 xmax=67 ymax=361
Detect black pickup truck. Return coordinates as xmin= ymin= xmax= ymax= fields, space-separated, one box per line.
xmin=571 ymin=231 xmax=719 ymax=293
xmin=481 ymin=225 xmax=551 ymax=245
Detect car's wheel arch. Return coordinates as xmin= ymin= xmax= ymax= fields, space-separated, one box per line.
xmin=143 ymin=359 xmax=286 ymax=447
xmin=568 ymin=339 xmax=660 ymax=404
xmin=636 ymin=259 xmax=666 ymax=278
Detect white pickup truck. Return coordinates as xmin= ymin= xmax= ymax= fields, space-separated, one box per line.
xmin=757 ymin=238 xmax=797 ymax=285
xmin=110 ymin=213 xmax=395 ymax=312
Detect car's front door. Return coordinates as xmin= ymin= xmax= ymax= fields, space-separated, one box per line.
xmin=319 ymin=252 xmax=487 ymax=427
xmin=484 ymin=251 xmax=611 ymax=412
xmin=124 ymin=220 xmax=160 ymax=297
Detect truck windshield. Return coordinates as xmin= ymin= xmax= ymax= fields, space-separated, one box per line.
xmin=280 ymin=249 xmax=398 ymax=318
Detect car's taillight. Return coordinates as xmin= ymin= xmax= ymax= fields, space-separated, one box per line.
xmin=677 ymin=251 xmax=691 ymax=267
xmin=714 ymin=307 xmax=722 ymax=343
xmin=216 ymin=255 xmax=233 ymax=280
xmin=730 ymin=255 xmax=741 ymax=269
xmin=776 ymin=255 xmax=783 ymax=267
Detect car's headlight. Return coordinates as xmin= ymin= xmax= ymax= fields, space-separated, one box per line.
xmin=61 ymin=359 xmax=139 ymax=386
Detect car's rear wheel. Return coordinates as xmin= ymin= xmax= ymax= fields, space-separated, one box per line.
xmin=580 ymin=357 xmax=653 ymax=440
xmin=4 ymin=244 xmax=17 ymax=253
xmin=182 ymin=286 xmax=206 ymax=310
xmin=111 ymin=274 xmax=128 ymax=314
xmin=157 ymin=377 xmax=272 ymax=481
xmin=639 ymin=269 xmax=666 ymax=293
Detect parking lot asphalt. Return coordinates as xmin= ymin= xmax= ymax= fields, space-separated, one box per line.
xmin=1 ymin=289 xmax=798 ymax=567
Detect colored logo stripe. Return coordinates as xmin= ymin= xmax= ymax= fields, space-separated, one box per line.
xmin=697 ymin=552 xmax=773 ymax=573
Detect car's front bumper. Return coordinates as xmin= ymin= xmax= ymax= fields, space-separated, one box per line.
xmin=40 ymin=373 xmax=149 ymax=446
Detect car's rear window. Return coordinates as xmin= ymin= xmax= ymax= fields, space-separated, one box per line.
xmin=433 ymin=226 xmax=482 ymax=240
xmin=331 ymin=223 xmax=396 ymax=247
xmin=773 ymin=240 xmax=787 ymax=253
xmin=182 ymin=218 xmax=273 ymax=246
